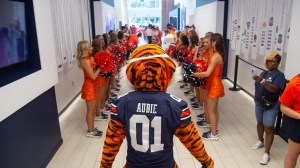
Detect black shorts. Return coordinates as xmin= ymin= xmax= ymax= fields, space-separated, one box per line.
xmin=287 ymin=116 xmax=300 ymax=144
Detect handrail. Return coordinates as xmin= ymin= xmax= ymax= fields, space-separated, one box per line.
xmin=229 ymin=55 xmax=267 ymax=91
xmin=238 ymin=57 xmax=266 ymax=71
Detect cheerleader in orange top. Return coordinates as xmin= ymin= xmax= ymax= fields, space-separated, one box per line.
xmin=77 ymin=40 xmax=102 ymax=138
xmin=102 ymin=33 xmax=114 ymax=108
xmin=193 ymin=34 xmax=213 ymax=128
xmin=92 ymin=38 xmax=109 ymax=121
xmin=192 ymin=33 xmax=225 ymax=141
xmin=107 ymin=33 xmax=119 ymax=97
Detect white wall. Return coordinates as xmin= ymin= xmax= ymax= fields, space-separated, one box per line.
xmin=0 ymin=0 xmax=58 ymax=122
xmin=285 ymin=0 xmax=300 ymax=80
xmin=94 ymin=1 xmax=116 ymax=35
xmin=182 ymin=0 xmax=196 ymax=27
xmin=191 ymin=1 xmax=224 ymax=37
xmin=226 ymin=0 xmax=297 ymax=95
xmin=53 ymin=0 xmax=91 ymax=113
xmin=114 ymin=0 xmax=128 ymax=28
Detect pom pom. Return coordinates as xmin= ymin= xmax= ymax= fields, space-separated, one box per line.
xmin=190 ymin=76 xmax=205 ymax=87
xmin=182 ymin=62 xmax=196 ymax=75
xmin=184 ymin=50 xmax=194 ymax=63
xmin=112 ymin=45 xmax=126 ymax=64
xmin=168 ymin=45 xmax=177 ymax=58
xmin=177 ymin=49 xmax=190 ymax=63
xmin=194 ymin=58 xmax=208 ymax=72
xmin=110 ymin=52 xmax=119 ymax=66
xmin=181 ymin=58 xmax=208 ymax=87
xmin=94 ymin=51 xmax=114 ymax=78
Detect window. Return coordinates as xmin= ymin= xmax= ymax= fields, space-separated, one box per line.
xmin=127 ymin=0 xmax=161 ymax=9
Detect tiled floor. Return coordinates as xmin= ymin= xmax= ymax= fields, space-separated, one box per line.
xmin=47 ymin=79 xmax=297 ymax=168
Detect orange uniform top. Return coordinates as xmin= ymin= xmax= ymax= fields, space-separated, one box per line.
xmin=280 ymin=75 xmax=300 ymax=112
xmin=81 ymin=56 xmax=97 ymax=100
xmin=207 ymin=53 xmax=224 ymax=98
xmin=129 ymin=34 xmax=139 ymax=46
xmin=199 ymin=49 xmax=212 ymax=90
xmin=201 ymin=49 xmax=211 ymax=61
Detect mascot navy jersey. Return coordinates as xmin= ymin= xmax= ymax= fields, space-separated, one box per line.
xmin=110 ymin=91 xmax=191 ymax=168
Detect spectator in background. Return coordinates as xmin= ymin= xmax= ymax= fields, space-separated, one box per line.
xmin=121 ymin=26 xmax=129 ymax=34
xmin=252 ymin=51 xmax=286 ymax=165
xmin=280 ymin=74 xmax=300 ymax=168
xmin=130 ymin=25 xmax=137 ymax=34
xmin=163 ymin=29 xmax=174 ymax=49
xmin=146 ymin=25 xmax=153 ymax=44
xmin=126 ymin=33 xmax=141 ymax=47
xmin=151 ymin=34 xmax=160 ymax=46
xmin=155 ymin=26 xmax=162 ymax=46
xmin=169 ymin=25 xmax=176 ymax=35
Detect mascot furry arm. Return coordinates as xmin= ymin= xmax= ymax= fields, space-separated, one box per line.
xmin=100 ymin=44 xmax=213 ymax=168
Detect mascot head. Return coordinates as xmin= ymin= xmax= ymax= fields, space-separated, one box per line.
xmin=126 ymin=44 xmax=176 ymax=92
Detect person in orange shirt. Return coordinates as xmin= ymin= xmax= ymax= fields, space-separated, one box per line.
xmin=77 ymin=40 xmax=102 ymax=138
xmin=155 ymin=26 xmax=162 ymax=46
xmin=129 ymin=33 xmax=139 ymax=47
xmin=280 ymin=74 xmax=300 ymax=168
xmin=192 ymin=33 xmax=225 ymax=141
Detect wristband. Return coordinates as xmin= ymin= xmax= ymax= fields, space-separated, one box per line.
xmin=260 ymin=79 xmax=266 ymax=84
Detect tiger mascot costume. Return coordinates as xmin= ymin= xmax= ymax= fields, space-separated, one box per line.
xmin=100 ymin=44 xmax=214 ymax=168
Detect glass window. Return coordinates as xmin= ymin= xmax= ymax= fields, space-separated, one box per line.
xmin=127 ymin=0 xmax=161 ymax=9
xmin=129 ymin=17 xmax=160 ymax=28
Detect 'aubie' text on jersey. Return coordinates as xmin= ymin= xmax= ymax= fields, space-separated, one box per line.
xmin=136 ymin=103 xmax=157 ymax=114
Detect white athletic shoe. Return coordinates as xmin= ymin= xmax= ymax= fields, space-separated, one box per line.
xmin=259 ymin=153 xmax=270 ymax=165
xmin=252 ymin=140 xmax=264 ymax=150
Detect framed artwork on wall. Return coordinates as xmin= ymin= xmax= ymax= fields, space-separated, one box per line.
xmin=0 ymin=0 xmax=41 ymax=87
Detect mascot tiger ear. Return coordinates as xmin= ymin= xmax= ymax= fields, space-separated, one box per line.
xmin=121 ymin=44 xmax=181 ymax=92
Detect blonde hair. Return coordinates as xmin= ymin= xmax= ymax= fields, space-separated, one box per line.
xmin=77 ymin=41 xmax=89 ymax=67
xmin=265 ymin=51 xmax=281 ymax=68
xmin=205 ymin=32 xmax=213 ymax=37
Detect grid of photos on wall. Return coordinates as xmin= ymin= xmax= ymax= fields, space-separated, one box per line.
xmin=229 ymin=0 xmax=292 ymax=71
xmin=50 ymin=0 xmax=91 ymax=72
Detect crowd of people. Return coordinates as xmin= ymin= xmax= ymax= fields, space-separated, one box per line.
xmin=75 ymin=24 xmax=299 ymax=167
